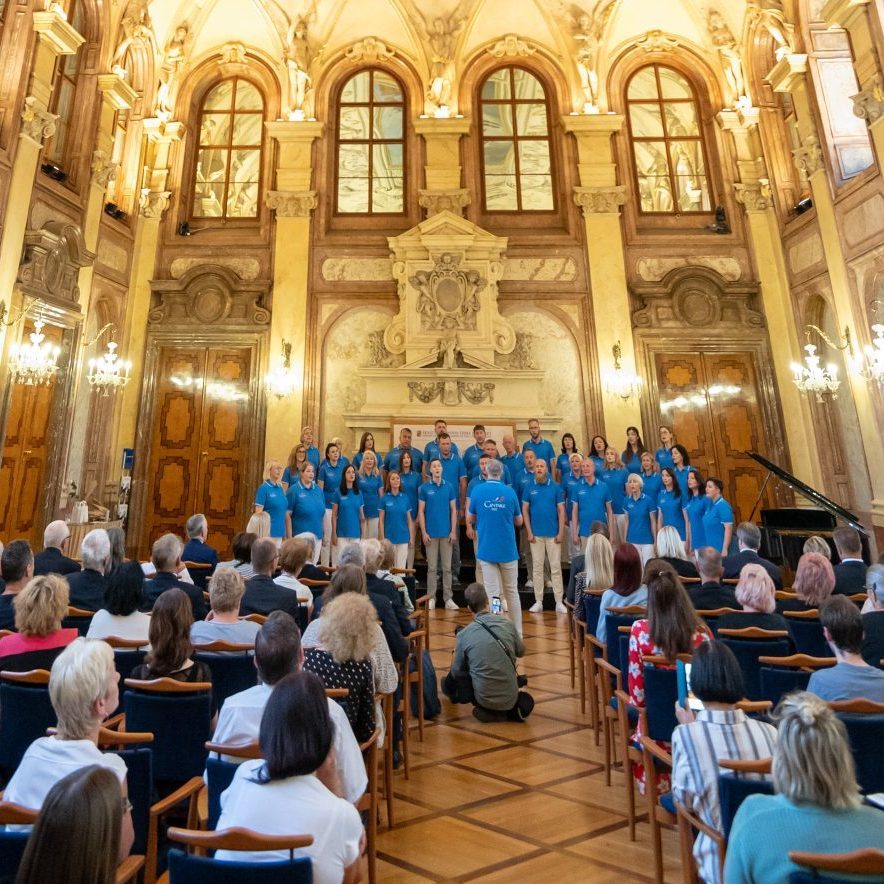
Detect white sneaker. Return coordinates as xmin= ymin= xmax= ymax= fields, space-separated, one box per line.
xmin=444 ymin=598 xmax=460 ymax=610
xmin=529 ymin=601 xmax=543 ymax=613
xmin=525 ymin=579 xmax=534 ymax=588
xmin=555 ymin=602 xmax=567 ymax=614
xmin=428 ymin=598 xmax=436 ymax=610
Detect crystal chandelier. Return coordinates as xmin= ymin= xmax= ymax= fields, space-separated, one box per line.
xmin=604 ymin=340 xmax=643 ymax=401
xmin=791 ymin=344 xmax=840 ymax=402
xmin=265 ymin=339 xmax=298 ymax=399
xmin=87 ymin=340 xmax=132 ymax=396
xmin=8 ymin=317 xmax=60 ymax=386
xmin=862 ymin=324 xmax=884 ymax=386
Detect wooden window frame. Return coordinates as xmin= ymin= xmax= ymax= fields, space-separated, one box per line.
xmin=42 ymin=0 xmax=83 ymax=173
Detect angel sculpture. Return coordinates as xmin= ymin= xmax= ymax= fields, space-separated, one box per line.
xmin=563 ymin=1 xmax=619 ymax=112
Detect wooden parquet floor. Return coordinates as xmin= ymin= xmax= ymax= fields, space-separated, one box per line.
xmin=377 ymin=609 xmax=682 ymax=883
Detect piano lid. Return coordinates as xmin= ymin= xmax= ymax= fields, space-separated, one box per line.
xmin=747 ymin=451 xmax=868 ymax=536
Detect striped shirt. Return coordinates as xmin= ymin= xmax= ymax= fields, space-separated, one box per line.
xmin=671 ymin=708 xmax=777 ymax=884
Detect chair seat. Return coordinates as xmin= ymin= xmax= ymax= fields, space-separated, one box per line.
xmin=608 ymin=696 xmax=639 ymax=723
xmin=659 ymin=792 xmax=675 ymax=815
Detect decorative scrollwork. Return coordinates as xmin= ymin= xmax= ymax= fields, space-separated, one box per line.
xmin=458 ymin=382 xmax=495 ymax=405
xmin=407 ymin=381 xmax=444 ymax=404
xmin=410 ymin=253 xmax=485 ymax=332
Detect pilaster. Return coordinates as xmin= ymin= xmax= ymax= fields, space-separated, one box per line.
xmin=414 ymin=117 xmax=471 ymax=216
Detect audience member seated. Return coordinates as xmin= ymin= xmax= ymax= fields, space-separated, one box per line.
xmin=832 ymin=526 xmax=867 ymax=596
xmin=245 ymin=511 xmax=271 ymax=539
xmin=689 ymin=549 xmax=738 ymax=610
xmin=180 ymin=513 xmax=218 ymax=589
xmin=0 ymin=539 xmax=34 ymax=629
xmin=443 ymin=582 xmax=533 ymax=723
xmin=629 ymin=564 xmax=712 ymax=794
xmin=240 ymin=538 xmax=301 ymax=620
xmin=717 ymin=564 xmax=794 ymax=642
xmin=214 ymin=670 xmax=365 ymax=880
xmin=0 ymin=575 xmax=77 ymax=671
xmin=211 ymin=610 xmax=367 ymax=803
xmin=861 ymin=564 xmax=884 ymax=667
xmin=66 ymin=529 xmax=111 ymax=612
xmin=803 ymin=535 xmax=832 ymax=560
xmin=596 ymin=543 xmax=647 ymax=645
xmin=724 ymin=692 xmax=884 ymax=882
xmin=85 ymin=561 xmax=150 ymax=645
xmin=294 ymin=532 xmax=330 ymax=582
xmin=807 ymin=596 xmax=884 ymax=702
xmin=779 ymin=552 xmax=835 ymax=613
xmin=142 ymin=533 xmax=207 ymax=621
xmin=361 ymin=538 xmax=412 ymax=636
xmin=377 ymin=539 xmax=413 ymax=613
xmin=4 ymin=639 xmax=132 ymax=841
xmin=191 ymin=568 xmax=260 ymax=645
xmin=33 ymin=520 xmax=81 ymax=577
xmin=722 ymin=522 xmax=783 ymax=589
xmin=273 ymin=537 xmax=314 ymax=611
xmin=17 ymin=765 xmax=132 ymax=884
xmin=107 ymin=527 xmax=126 ymax=573
xmin=304 ymin=594 xmax=378 ymax=743
xmin=217 ymin=532 xmax=257 ymax=579
xmin=131 ymin=588 xmax=212 ymax=685
xmin=671 ymin=641 xmax=778 ymax=884
xmin=574 ymin=533 xmax=614 ymax=622
xmin=656 ymin=526 xmax=700 ymax=580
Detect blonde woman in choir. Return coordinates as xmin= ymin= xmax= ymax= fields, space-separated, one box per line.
xmin=357 ymin=450 xmax=384 ymax=539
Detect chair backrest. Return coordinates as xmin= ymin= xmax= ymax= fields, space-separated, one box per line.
xmin=718 ymin=634 xmax=792 ymax=701
xmin=0 ymin=671 xmax=55 ymax=774
xmin=123 ymin=679 xmax=212 ymax=784
xmin=581 ymin=592 xmax=603 ymax=638
xmin=0 ymin=802 xmax=38 ymax=884
xmin=205 ymin=757 xmax=242 ymax=830
xmin=696 ymin=608 xmax=741 ymax=637
xmin=642 ymin=664 xmax=680 ymax=744
xmin=113 ymin=746 xmax=153 ymax=856
xmin=605 ymin=611 xmax=642 ymax=671
xmin=193 ymin=647 xmax=257 ymax=710
xmin=782 ymin=614 xmax=829 ymax=658
xmin=758 ymin=666 xmax=812 ymax=706
xmin=61 ymin=607 xmax=94 ymax=636
xmin=718 ymin=771 xmax=774 ymax=838
xmin=829 ymin=703 xmax=884 ymax=795
xmin=788 ymin=849 xmax=884 ymax=880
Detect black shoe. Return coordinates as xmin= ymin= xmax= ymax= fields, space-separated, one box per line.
xmin=472 ymin=706 xmax=506 ymax=723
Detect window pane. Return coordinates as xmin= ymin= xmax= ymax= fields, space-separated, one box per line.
xmin=485 ymin=175 xmax=518 ymax=210
xmin=227 ymin=181 xmax=259 ymax=217
xmin=634 ymin=141 xmax=670 ymax=176
xmin=628 ymin=68 xmax=660 ymax=100
xmin=373 ymin=143 xmax=403 ymax=179
xmin=373 ymin=106 xmax=402 ymax=140
xmin=659 ymin=67 xmax=693 ymax=100
xmin=193 ymin=182 xmax=226 ymax=217
xmin=339 ymin=106 xmax=370 ymax=140
xmin=235 ymin=81 xmax=263 ymax=111
xmin=232 ymin=113 xmax=263 ymax=145
xmin=373 ymin=71 xmax=403 ymax=103
xmin=196 ymin=148 xmax=229 ymax=184
xmin=520 ymin=175 xmax=554 ymax=210
xmin=205 ymin=81 xmax=234 ymax=110
xmin=337 ymin=177 xmax=369 ymax=213
xmin=482 ymin=69 xmax=511 ymax=100
xmin=675 ymin=175 xmax=709 ymax=211
xmin=663 ymin=102 xmax=699 ymax=137
xmin=482 ymin=104 xmax=514 ymax=137
xmin=629 ymin=103 xmax=664 ymax=138
xmin=838 ymin=144 xmax=874 ymax=178
xmin=512 ymin=68 xmax=544 ymax=100
xmin=671 ymin=140 xmax=705 ymax=177
xmin=231 ymin=149 xmax=261 ymax=182
xmin=338 ymin=143 xmax=370 ymax=178
xmin=200 ymin=114 xmax=231 ymax=146
xmin=638 ymin=176 xmax=675 ymax=212
xmin=341 ymin=72 xmax=370 ymax=103
xmin=484 ymin=141 xmax=515 ymax=175
xmin=372 ymin=177 xmax=404 ymax=212
xmin=515 ymin=103 xmax=548 ymax=136
xmin=519 ymin=141 xmax=550 ymax=174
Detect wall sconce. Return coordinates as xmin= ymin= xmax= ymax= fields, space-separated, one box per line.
xmin=791 ymin=323 xmax=853 ymax=402
xmin=604 ymin=340 xmax=643 ymax=401
xmin=265 ymin=339 xmax=298 ymax=399
xmin=86 ymin=323 xmax=132 ymax=396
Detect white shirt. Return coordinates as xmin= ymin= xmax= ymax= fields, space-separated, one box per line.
xmin=273 ymin=574 xmax=313 ymax=603
xmin=86 ymin=610 xmax=151 ymax=644
xmin=211 ymin=683 xmax=367 ymax=804
xmin=4 ymin=737 xmax=128 ymax=829
xmin=215 ymin=761 xmax=363 ymax=882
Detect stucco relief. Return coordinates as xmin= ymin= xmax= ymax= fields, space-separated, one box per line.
xmin=171 ymin=257 xmax=261 ymax=281
xmin=636 ymin=256 xmax=742 ymax=282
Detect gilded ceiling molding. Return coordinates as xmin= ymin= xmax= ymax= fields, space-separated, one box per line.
xmin=792 ymin=135 xmax=824 ymax=177
xmin=734 ymin=180 xmax=774 ymax=213
xmin=572 ymin=185 xmax=626 ymax=216
xmin=852 ymin=74 xmax=884 ymax=125
xmin=265 ymin=190 xmax=318 ymax=217
xmin=345 ymin=37 xmax=396 ymax=63
xmin=486 ymin=34 xmax=536 ymax=59
xmin=19 ymin=97 xmax=58 ymax=148
xmin=418 ymin=188 xmax=471 ymax=217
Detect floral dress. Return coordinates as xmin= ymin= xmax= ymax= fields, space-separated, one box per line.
xmin=627 ymin=618 xmax=711 ymax=794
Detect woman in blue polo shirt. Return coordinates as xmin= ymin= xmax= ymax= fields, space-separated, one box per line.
xmin=282 ymin=443 xmax=307 ymax=489
xmin=683 ymin=469 xmax=708 ymax=555
xmin=287 ymin=462 xmax=326 ymax=563
xmin=352 ymin=431 xmax=384 ymax=470
xmin=655 ymin=425 xmax=676 ymax=471
xmin=555 ymin=433 xmax=580 ymax=483
xmin=397 ymin=449 xmax=421 ymax=567
xmin=332 ymin=465 xmax=364 ymax=564
xmin=589 ymin=435 xmax=608 ymax=473
xmin=671 ymin=444 xmax=696 ymax=492
xmin=657 ymin=468 xmax=686 ymax=541
xmin=379 ymin=470 xmax=413 ymax=570
xmin=600 ymin=447 xmax=628 ymax=544
xmin=254 ymin=460 xmax=289 ymax=542
xmin=702 ymin=477 xmax=734 ymax=556
xmin=639 ymin=451 xmax=662 ymax=502
xmin=357 ymin=450 xmax=384 ymax=538
xmin=621 ymin=426 xmax=646 ymax=475
xmin=317 ymin=443 xmax=345 ymax=566
xmin=623 ymin=473 xmax=657 ymax=567
xmin=301 ymin=426 xmax=321 ymax=470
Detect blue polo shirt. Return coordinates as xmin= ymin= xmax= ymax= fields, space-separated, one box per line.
xmin=468 ymin=481 xmax=520 ymax=563
xmin=305 ymin=446 xmax=320 ymax=469
xmin=589 ymin=454 xmax=605 ymax=473
xmin=655 ymin=447 xmax=675 ymax=471
xmin=353 ymin=450 xmax=384 ymax=470
xmin=287 ymin=480 xmax=326 ymax=538
xmin=466 ymin=475 xmax=486 ymax=499
xmin=380 ymin=492 xmax=411 ymax=545
xmin=702 ymin=496 xmax=735 ymax=552
xmin=624 ymin=493 xmax=655 ymax=544
xmin=600 ymin=468 xmax=628 ymax=514
xmin=622 ymin=449 xmax=643 ymax=474
xmin=500 ymin=452 xmax=524 ymax=483
xmin=573 ymin=478 xmax=612 ymax=534
xmin=469 ymin=455 xmax=502 ymax=480
xmin=555 ymin=453 xmax=575 ymax=480
xmin=418 ymin=479 xmax=456 ymax=538
xmin=523 ymin=437 xmax=555 ymax=469
xmin=685 ymin=494 xmax=708 ymax=549
xmin=358 ymin=474 xmax=383 ymax=518
xmin=383 ymin=446 xmax=423 ymax=473
xmin=673 ymin=465 xmax=696 ymax=492
xmin=318 ymin=460 xmax=346 ymax=508
xmin=641 ymin=472 xmax=662 ymax=502
xmin=424 ymin=439 xmax=460 ymax=462
xmin=563 ymin=471 xmax=584 ymax=515
xmin=334 ymin=490 xmax=364 ymax=538
xmin=523 ymin=478 xmax=564 ymax=538
xmin=657 ymin=488 xmax=686 ymax=540
xmin=255 ymin=481 xmax=288 ymax=537
xmin=438 ymin=453 xmax=466 ymax=492
xmin=515 ymin=469 xmax=535 ymax=505
xmin=399 ymin=470 xmax=421 ymax=517
xmin=462 ymin=443 xmax=484 ymax=477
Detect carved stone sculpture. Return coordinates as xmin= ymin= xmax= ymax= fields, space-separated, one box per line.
xmin=155 ymin=25 xmax=189 ymax=116
xmin=411 ymin=8 xmax=466 ymax=114
xmin=852 ymin=74 xmax=884 ymax=125
xmin=20 ymin=96 xmax=57 ymax=147
xmin=409 ymin=253 xmax=485 ymax=332
xmin=345 ymin=37 xmax=395 ymax=63
xmin=285 ymin=17 xmax=312 ymax=118
xmin=747 ymin=0 xmax=794 ymax=60
xmin=487 ymin=34 xmax=536 ymax=58
xmin=707 ymin=10 xmax=748 ymax=107
xmin=564 ymin=1 xmax=618 ymax=112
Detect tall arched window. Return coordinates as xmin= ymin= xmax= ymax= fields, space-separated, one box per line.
xmin=192 ymin=77 xmax=264 ymax=219
xmin=626 ymin=65 xmax=712 ymax=214
xmin=335 ymin=69 xmax=405 ymax=214
xmin=43 ymin=0 xmax=85 ymax=169
xmin=479 ymin=66 xmax=554 ymax=212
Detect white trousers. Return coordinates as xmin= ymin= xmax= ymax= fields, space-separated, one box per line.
xmin=426 ymin=537 xmax=452 ymax=602
xmin=392 ymin=543 xmax=408 ymax=570
xmin=612 ymin=513 xmax=627 ymax=545
xmin=364 ymin=517 xmax=379 ymax=539
xmin=530 ymin=537 xmax=564 ymax=603
xmin=320 ymin=508 xmax=333 ymax=566
xmin=479 ymin=559 xmax=522 ymax=636
xmin=633 ymin=542 xmax=656 ymax=569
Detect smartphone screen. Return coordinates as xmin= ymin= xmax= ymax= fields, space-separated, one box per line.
xmin=677 ymin=660 xmax=703 ymax=712
xmin=490 ymin=597 xmax=502 ymax=615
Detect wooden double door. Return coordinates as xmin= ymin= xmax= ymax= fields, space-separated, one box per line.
xmin=653 ymin=351 xmax=775 ymax=524
xmin=142 ymin=345 xmax=256 ymax=558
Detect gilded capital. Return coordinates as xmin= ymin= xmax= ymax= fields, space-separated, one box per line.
xmin=418 ymin=189 xmax=471 ymax=217
xmin=734 ymin=180 xmax=773 ymax=213
xmin=792 ymin=135 xmax=824 ymax=177
xmin=266 ymin=190 xmax=318 ymax=217
xmin=19 ymin=96 xmax=58 ymax=148
xmin=139 ymin=189 xmax=171 ymax=219
xmin=90 ymin=149 xmax=117 ymax=189
xmin=852 ymin=75 xmax=884 ymax=125
xmin=573 ymin=185 xmax=626 ymax=216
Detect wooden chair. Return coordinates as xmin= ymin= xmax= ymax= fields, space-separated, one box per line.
xmin=564 ymin=600 xmax=587 ymax=714
xmin=356 ymin=726 xmax=380 ymax=884
xmin=775 ymin=590 xmax=798 ymax=601
xmin=675 ymin=797 xmax=723 ymax=884
xmin=829 ymin=698 xmax=884 ymax=794
xmin=398 ymin=628 xmax=427 ymax=779
xmin=718 ymin=627 xmax=791 ymax=700
xmin=593 ymin=656 xmax=624 ymax=788
xmin=192 ymin=641 xmax=257 ymax=709
xmin=183 ymin=561 xmax=213 ymax=571
xmin=0 ymin=669 xmax=54 ymax=775
xmin=63 ymin=605 xmax=95 ymax=635
xmin=299 ymin=578 xmax=330 ymax=589
xmin=583 ymin=633 xmax=604 ymax=745
xmin=756 ymin=653 xmax=836 ymax=705
xmin=782 ymin=609 xmax=828 ymax=657
xmin=242 ymin=613 xmax=267 ymax=625
xmin=202 ymin=740 xmax=262 ymax=829
xmin=788 ymin=848 xmax=884 ymax=880
xmin=381 ymin=692 xmax=395 ymax=827
xmin=409 ymin=593 xmax=431 ymax=651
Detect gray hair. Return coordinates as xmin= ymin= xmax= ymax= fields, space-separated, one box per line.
xmin=802 ymin=535 xmax=831 ymax=559
xmin=696 ymin=547 xmax=722 ymax=580
xmin=185 ymin=513 xmax=207 ymax=539
xmin=152 ymin=533 xmax=182 ymax=571
xmin=736 ymin=521 xmax=761 ymax=551
xmin=486 ymin=460 xmax=504 ymax=480
xmin=360 ymin=538 xmax=383 ymax=571
xmin=80 ymin=529 xmax=110 ymax=573
xmin=867 ymin=563 xmax=884 ymax=605
xmin=43 ymin=520 xmax=70 ymax=550
xmin=656 ymin=526 xmax=688 ymax=560
xmin=337 ymin=542 xmax=365 ymax=569
xmin=50 ymin=639 xmax=116 ymax=740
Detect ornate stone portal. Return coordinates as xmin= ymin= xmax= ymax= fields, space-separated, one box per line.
xmin=346 ymin=211 xmax=547 ymax=428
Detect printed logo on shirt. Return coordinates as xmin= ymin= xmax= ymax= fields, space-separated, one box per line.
xmin=482 ymin=496 xmax=509 ymax=510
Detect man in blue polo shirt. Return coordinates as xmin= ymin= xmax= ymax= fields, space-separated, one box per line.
xmin=522 ymin=418 xmax=555 ymax=472
xmin=572 ymin=458 xmax=613 ymax=549
xmin=423 ymin=419 xmax=460 ymax=472
xmin=468 ymin=460 xmax=524 ymax=635
xmin=473 ymin=438 xmax=505 ymax=481
xmin=522 ymin=459 xmax=566 ymax=614
xmin=462 ymin=425 xmax=487 ymax=478
xmin=437 ymin=434 xmax=466 ymax=585
xmin=500 ymin=433 xmax=524 ymax=485
xmin=383 ymin=427 xmax=424 ymax=476
xmin=561 ymin=453 xmax=585 ymax=564
xmin=465 ymin=454 xmax=490 ymax=549
xmin=418 ymin=459 xmax=458 ymax=610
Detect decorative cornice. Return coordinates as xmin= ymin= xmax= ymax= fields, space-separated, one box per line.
xmin=820 ymin=0 xmax=870 ymax=30
xmin=487 ymin=34 xmax=536 ymax=58
xmin=90 ymin=149 xmax=117 ymax=189
xmin=413 ymin=117 xmax=471 ymax=136
xmin=19 ymin=96 xmax=57 ymax=148
xmin=418 ymin=189 xmax=471 ymax=217
xmin=573 ymin=185 xmax=627 ymax=216
xmin=139 ymin=189 xmax=171 ymax=219
xmin=793 ymin=135 xmax=824 ymax=177
xmin=266 ymin=190 xmax=318 ymax=217
xmin=636 ymin=30 xmax=681 ymax=53
xmin=32 ymin=9 xmax=84 ymax=56
xmin=345 ymin=37 xmax=395 ymax=63
xmin=734 ymin=180 xmax=773 ymax=213
xmin=264 ymin=120 xmax=325 ymax=144
xmin=97 ymin=73 xmax=138 ymax=111
xmin=852 ymin=74 xmax=884 ymax=124
xmin=142 ymin=118 xmax=184 ymax=143
xmin=560 ymin=113 xmax=624 ymax=136
xmin=766 ymin=54 xmax=808 ymax=93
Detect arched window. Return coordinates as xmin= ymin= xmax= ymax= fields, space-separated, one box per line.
xmin=335 ymin=69 xmax=405 ymax=214
xmin=192 ymin=77 xmax=264 ymax=219
xmin=479 ymin=66 xmax=554 ymax=212
xmin=626 ymin=65 xmax=712 ymax=214
xmin=43 ymin=0 xmax=85 ymax=169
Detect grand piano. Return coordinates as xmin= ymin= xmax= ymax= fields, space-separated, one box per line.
xmin=748 ymin=451 xmax=871 ymax=569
